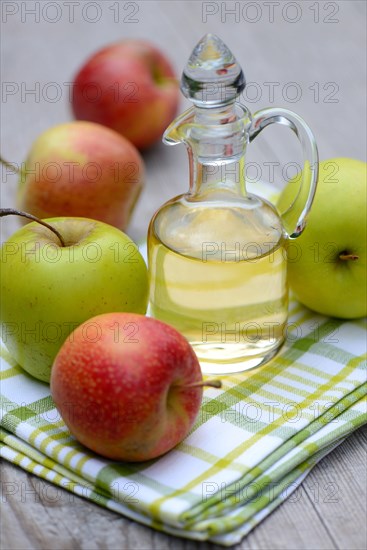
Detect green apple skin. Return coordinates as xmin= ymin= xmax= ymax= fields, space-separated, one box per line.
xmin=0 ymin=218 xmax=148 ymax=382
xmin=277 ymin=158 xmax=366 ymax=319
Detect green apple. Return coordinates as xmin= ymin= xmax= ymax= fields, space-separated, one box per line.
xmin=277 ymin=158 xmax=366 ymax=319
xmin=0 ymin=217 xmax=149 ymax=382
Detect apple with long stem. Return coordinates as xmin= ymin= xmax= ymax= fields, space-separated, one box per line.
xmin=0 ymin=210 xmax=149 ymax=382
xmin=51 ymin=312 xmax=221 ymax=462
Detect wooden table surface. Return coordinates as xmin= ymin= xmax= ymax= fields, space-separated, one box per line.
xmin=1 ymin=1 xmax=366 ymax=549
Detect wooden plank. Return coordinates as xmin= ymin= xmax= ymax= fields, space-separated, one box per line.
xmin=302 ymin=427 xmax=367 ymax=550
xmin=1 ymin=426 xmax=366 ymax=550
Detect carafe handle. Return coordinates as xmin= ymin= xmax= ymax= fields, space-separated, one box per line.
xmin=249 ymin=108 xmax=319 ymax=239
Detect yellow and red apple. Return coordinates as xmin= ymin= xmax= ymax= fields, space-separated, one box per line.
xmin=17 ymin=121 xmax=144 ymax=231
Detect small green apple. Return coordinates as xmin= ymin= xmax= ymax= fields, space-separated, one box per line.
xmin=278 ymin=158 xmax=366 ymax=319
xmin=0 ymin=217 xmax=149 ymax=382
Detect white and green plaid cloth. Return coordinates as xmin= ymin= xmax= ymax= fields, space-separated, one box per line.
xmin=1 ymin=299 xmax=366 ymax=545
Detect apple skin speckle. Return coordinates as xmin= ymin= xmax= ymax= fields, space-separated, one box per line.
xmin=50 ymin=313 xmax=203 ymax=462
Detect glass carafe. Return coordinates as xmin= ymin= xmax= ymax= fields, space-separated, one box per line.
xmin=148 ymin=34 xmax=318 ymax=375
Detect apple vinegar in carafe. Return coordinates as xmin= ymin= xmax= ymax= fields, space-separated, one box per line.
xmin=148 ymin=197 xmax=289 ymax=374
xmin=147 ymin=34 xmax=318 ymax=374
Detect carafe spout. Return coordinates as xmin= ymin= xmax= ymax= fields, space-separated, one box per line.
xmin=162 ymin=109 xmax=196 ymax=146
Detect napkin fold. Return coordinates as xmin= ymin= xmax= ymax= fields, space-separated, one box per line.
xmin=1 ymin=301 xmax=366 ymax=546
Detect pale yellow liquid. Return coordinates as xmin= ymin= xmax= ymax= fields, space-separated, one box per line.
xmin=148 ymin=200 xmax=288 ymax=374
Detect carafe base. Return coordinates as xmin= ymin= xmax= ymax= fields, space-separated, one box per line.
xmin=192 ymin=339 xmax=285 ymax=375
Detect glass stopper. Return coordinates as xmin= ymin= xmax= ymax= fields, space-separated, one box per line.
xmin=181 ymin=34 xmax=246 ymax=108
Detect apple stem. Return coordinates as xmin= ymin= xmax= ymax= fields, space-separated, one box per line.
xmin=0 ymin=208 xmax=66 ymax=247
xmin=185 ymin=379 xmax=222 ymax=389
xmin=0 ymin=155 xmax=20 ymax=174
xmin=339 ymin=252 xmax=359 ymax=261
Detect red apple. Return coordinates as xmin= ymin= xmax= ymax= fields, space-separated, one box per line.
xmin=71 ymin=40 xmax=180 ymax=150
xmin=50 ymin=313 xmax=205 ymax=461
xmin=17 ymin=121 xmax=144 ymax=231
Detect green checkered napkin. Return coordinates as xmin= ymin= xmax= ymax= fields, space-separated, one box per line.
xmin=1 ymin=301 xmax=366 ymax=545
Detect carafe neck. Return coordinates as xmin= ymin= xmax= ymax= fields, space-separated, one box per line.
xmin=186 ymin=104 xmax=251 ymax=198
xmin=189 ymin=146 xmax=247 ymax=198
